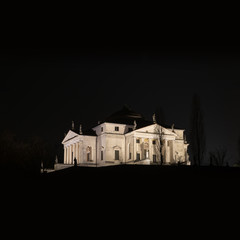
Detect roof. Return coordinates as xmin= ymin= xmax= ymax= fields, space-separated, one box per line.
xmin=64 ymin=106 xmax=183 ymax=142
xmin=82 ymin=128 xmax=97 ymax=136
xmin=104 ymin=105 xmax=173 ymax=129
xmin=105 ymin=105 xmax=148 ymax=126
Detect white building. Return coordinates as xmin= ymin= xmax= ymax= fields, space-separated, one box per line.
xmin=57 ymin=106 xmax=189 ymax=169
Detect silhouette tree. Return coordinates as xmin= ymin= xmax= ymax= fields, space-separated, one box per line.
xmin=233 ymin=135 xmax=240 ymax=166
xmin=153 ymin=124 xmax=164 ymax=165
xmin=0 ymin=131 xmax=55 ymax=176
xmin=0 ymin=131 xmax=18 ymax=169
xmin=238 ymin=135 xmax=240 ymax=164
xmin=189 ymin=94 xmax=206 ymax=166
xmin=152 ymin=108 xmax=165 ymax=165
xmin=209 ymin=148 xmax=228 ymax=166
xmin=155 ymin=106 xmax=166 ymax=126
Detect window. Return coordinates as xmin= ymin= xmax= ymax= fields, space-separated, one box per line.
xmin=101 ymin=127 xmax=103 ymax=132
xmin=136 ymin=139 xmax=140 ymax=143
xmin=136 ymin=153 xmax=140 ymax=161
xmin=115 ymin=126 xmax=119 ymax=131
xmin=87 ymin=146 xmax=92 ymax=161
xmin=101 ymin=151 xmax=103 ymax=160
xmin=153 ymin=154 xmax=157 ymax=163
xmin=115 ymin=150 xmax=120 ymax=160
xmin=129 ymin=152 xmax=131 ymax=159
xmin=152 ymin=140 xmax=156 ymax=145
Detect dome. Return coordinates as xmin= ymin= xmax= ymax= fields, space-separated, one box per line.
xmin=105 ymin=105 xmax=151 ymax=127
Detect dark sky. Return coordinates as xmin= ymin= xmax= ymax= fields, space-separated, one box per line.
xmin=1 ymin=46 xmax=240 ymax=164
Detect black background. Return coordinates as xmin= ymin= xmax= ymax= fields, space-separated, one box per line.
xmin=1 ymin=45 xmax=240 ymax=164
xmin=1 ymin=3 xmax=240 ymax=165
xmin=1 ymin=4 xmax=240 ymax=235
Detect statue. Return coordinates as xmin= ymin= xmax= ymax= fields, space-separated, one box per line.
xmin=55 ymin=155 xmax=58 ymax=164
xmin=133 ymin=120 xmax=137 ymax=130
xmin=79 ymin=124 xmax=83 ymax=134
xmin=72 ymin=121 xmax=75 ymax=130
xmin=74 ymin=158 xmax=77 ymax=167
xmin=171 ymin=123 xmax=175 ymax=132
xmin=152 ymin=113 xmax=156 ymax=123
xmin=41 ymin=160 xmax=44 ymax=173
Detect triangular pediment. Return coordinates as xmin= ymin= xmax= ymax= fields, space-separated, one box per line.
xmin=62 ymin=130 xmax=79 ymax=144
xmin=135 ymin=124 xmax=177 ymax=136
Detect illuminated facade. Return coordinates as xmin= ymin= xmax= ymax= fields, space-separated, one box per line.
xmin=59 ymin=106 xmax=190 ymax=168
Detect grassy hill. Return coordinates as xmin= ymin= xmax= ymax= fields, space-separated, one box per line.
xmin=44 ymin=164 xmax=240 ymax=180
xmin=42 ymin=165 xmax=240 ymax=192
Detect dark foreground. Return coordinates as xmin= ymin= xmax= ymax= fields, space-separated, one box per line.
xmin=3 ymin=165 xmax=240 ymax=235
xmin=4 ymin=164 xmax=240 ymax=205
xmin=5 ymin=164 xmax=240 ymax=193
xmin=42 ymin=165 xmax=240 ymax=193
xmin=44 ymin=164 xmax=240 ymax=182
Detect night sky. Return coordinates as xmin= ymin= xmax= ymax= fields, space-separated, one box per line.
xmin=1 ymin=46 xmax=240 ymax=165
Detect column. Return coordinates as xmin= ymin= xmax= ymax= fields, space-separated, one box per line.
xmin=66 ymin=147 xmax=68 ymax=164
xmin=165 ymin=141 xmax=169 ymax=164
xmin=165 ymin=140 xmax=169 ymax=164
xmin=64 ymin=147 xmax=67 ymax=164
xmin=66 ymin=146 xmax=68 ymax=164
xmin=75 ymin=143 xmax=77 ymax=160
xmin=78 ymin=142 xmax=81 ymax=163
xmin=67 ymin=145 xmax=70 ymax=164
xmin=69 ymin=146 xmax=71 ymax=164
xmin=72 ymin=144 xmax=74 ymax=164
xmin=133 ymin=136 xmax=135 ymax=160
xmin=76 ymin=143 xmax=78 ymax=163
xmin=148 ymin=138 xmax=151 ymax=161
xmin=170 ymin=141 xmax=174 ymax=163
xmin=73 ymin=143 xmax=76 ymax=160
xmin=172 ymin=141 xmax=176 ymax=163
xmin=67 ymin=146 xmax=70 ymax=164
xmin=70 ymin=145 xmax=73 ymax=164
